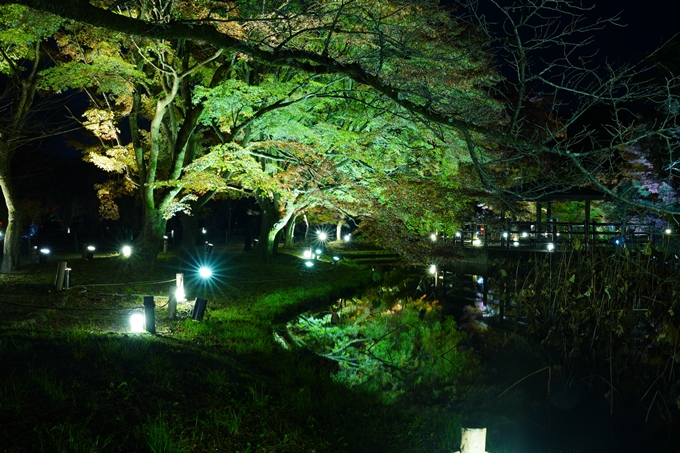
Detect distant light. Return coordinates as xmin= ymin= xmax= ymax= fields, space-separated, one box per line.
xmin=343 ymin=234 xmax=351 ymax=242
xmin=430 ymin=234 xmax=437 ymax=242
xmin=198 ymin=267 xmax=212 ymax=279
xmin=317 ymin=231 xmax=328 ymax=241
xmin=665 ymin=229 xmax=672 ymax=235
xmin=129 ymin=312 xmax=145 ymax=333
xmin=39 ymin=248 xmax=50 ymax=254
xmin=305 ymin=261 xmax=314 ymax=268
xmin=303 ymin=249 xmax=313 ymax=259
xmin=122 ymin=246 xmax=132 ymax=257
xmin=429 ymin=264 xmax=437 ymax=274
xmin=477 ymin=276 xmax=484 ymax=285
xmin=202 ymin=228 xmax=207 ymax=234
xmin=472 ymin=238 xmax=482 ymax=246
xmin=614 ymin=239 xmax=620 ymax=245
xmin=87 ymin=245 xmax=96 ymax=251
xmin=163 ymin=235 xmax=168 ymax=240
xmin=547 ymin=243 xmax=555 ymax=252
xmin=513 ymin=241 xmax=520 ymax=247
xmin=521 ymin=232 xmax=528 ymax=238
xmin=315 ymin=249 xmax=322 ymax=255
xmin=502 ymin=232 xmax=508 ymax=238
xmin=332 ymin=255 xmax=341 ymax=261
xmin=455 ymin=231 xmax=461 ymax=238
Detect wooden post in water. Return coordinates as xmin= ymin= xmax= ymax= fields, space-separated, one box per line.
xmin=457 ymin=427 xmax=487 ymax=453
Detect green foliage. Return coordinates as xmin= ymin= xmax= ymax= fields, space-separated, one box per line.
xmin=288 ymin=288 xmax=479 ymax=403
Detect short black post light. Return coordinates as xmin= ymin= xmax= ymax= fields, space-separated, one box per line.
xmin=192 ymin=298 xmax=208 ymax=321
xmin=163 ymin=235 xmax=168 ymax=253
xmin=31 ymin=246 xmax=38 ymax=263
xmin=55 ymin=261 xmax=68 ymax=291
xmin=39 ymin=248 xmax=50 ymax=264
xmin=143 ymin=296 xmax=156 ymax=334
xmin=64 ymin=267 xmax=71 ymax=289
xmin=86 ymin=245 xmax=95 ymax=260
xmin=205 ymin=241 xmax=214 ymax=255
xmin=192 ymin=266 xmax=212 ymax=321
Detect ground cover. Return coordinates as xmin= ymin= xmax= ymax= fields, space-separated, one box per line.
xmin=0 ymin=242 xmax=475 ymax=453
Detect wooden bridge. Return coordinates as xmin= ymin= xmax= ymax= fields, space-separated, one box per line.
xmin=446 ymin=220 xmax=674 ymax=252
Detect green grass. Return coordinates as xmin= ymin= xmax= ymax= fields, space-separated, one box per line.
xmin=0 ymin=242 xmax=612 ymax=452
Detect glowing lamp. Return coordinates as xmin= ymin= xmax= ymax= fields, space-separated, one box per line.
xmin=472 ymin=238 xmax=482 ymax=246
xmin=333 ymin=255 xmax=341 ymax=261
xmin=198 ymin=267 xmax=212 ymax=279
xmin=315 ymin=248 xmax=322 ymax=256
xmin=129 ymin=311 xmax=145 ymax=333
xmin=317 ymin=231 xmax=328 ymax=241
xmin=343 ymin=234 xmax=351 ymax=242
xmin=202 ymin=227 xmax=207 ymax=234
xmin=521 ymin=232 xmax=528 ymax=238
xmin=547 ymin=243 xmax=555 ymax=252
xmin=39 ymin=248 xmax=50 ymax=264
xmin=455 ymin=231 xmax=461 ymax=238
xmin=502 ymin=232 xmax=508 ymax=238
xmin=304 ymin=261 xmax=314 ymax=268
xmin=513 ymin=241 xmax=520 ymax=247
xmin=430 ymin=234 xmax=437 ymax=242
xmin=665 ymin=229 xmax=672 ymax=235
xmin=122 ymin=246 xmax=132 ymax=257
xmin=303 ymin=249 xmax=313 ymax=259
xmin=429 ymin=264 xmax=437 ymax=275
xmin=175 ymin=285 xmax=186 ymax=302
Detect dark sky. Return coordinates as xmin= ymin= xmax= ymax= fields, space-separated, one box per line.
xmin=594 ymin=0 xmax=680 ymax=61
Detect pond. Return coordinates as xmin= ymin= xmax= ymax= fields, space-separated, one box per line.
xmin=284 ymin=267 xmax=680 ymax=452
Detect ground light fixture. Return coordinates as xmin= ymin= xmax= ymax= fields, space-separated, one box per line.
xmin=317 ymin=231 xmax=328 ymax=242
xmin=429 ymin=264 xmax=437 ymax=274
xmin=122 ymin=245 xmax=132 ymax=257
xmin=86 ymin=245 xmax=95 ymax=260
xmin=304 ymin=261 xmax=315 ymax=268
xmin=129 ymin=310 xmax=145 ymax=333
xmin=666 ymin=229 xmax=672 ymax=235
xmin=198 ymin=266 xmax=213 ymax=279
xmin=143 ymin=296 xmax=156 ymax=334
xmin=343 ymin=234 xmax=351 ymax=242
xmin=430 ymin=233 xmax=437 ymax=242
xmin=303 ymin=249 xmax=315 ymax=259
xmin=39 ymin=248 xmax=50 ymax=264
xmin=472 ymin=238 xmax=482 ymax=246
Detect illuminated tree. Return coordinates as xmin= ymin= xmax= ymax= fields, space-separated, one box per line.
xmin=0 ymin=5 xmax=62 ymax=272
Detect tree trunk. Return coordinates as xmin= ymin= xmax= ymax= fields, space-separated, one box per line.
xmin=0 ymin=153 xmax=22 ymax=272
xmin=336 ymin=218 xmax=344 ymax=241
xmin=284 ymin=215 xmax=297 ymax=248
xmin=135 ymin=208 xmax=167 ymax=269
xmin=256 ymin=194 xmax=279 ymax=264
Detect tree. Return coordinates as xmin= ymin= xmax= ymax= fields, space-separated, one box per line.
xmin=0 ymin=5 xmax=62 ymax=272
xmin=4 ymin=0 xmax=676 ymax=247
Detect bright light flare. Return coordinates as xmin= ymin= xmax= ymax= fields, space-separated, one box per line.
xmin=317 ymin=231 xmax=328 ymax=242
xmin=343 ymin=234 xmax=351 ymax=242
xmin=122 ymin=246 xmax=132 ymax=257
xmin=39 ymin=248 xmax=50 ymax=254
xmin=429 ymin=264 xmax=437 ymax=275
xmin=305 ymin=261 xmax=315 ymax=268
xmin=129 ymin=312 xmax=145 ymax=333
xmin=198 ymin=267 xmax=213 ymax=279
xmin=547 ymin=243 xmax=555 ymax=252
xmin=472 ymin=238 xmax=482 ymax=246
xmin=665 ymin=229 xmax=672 ymax=235
xmin=87 ymin=245 xmax=96 ymax=251
xmin=303 ymin=249 xmax=313 ymax=259
xmin=430 ymin=233 xmax=437 ymax=242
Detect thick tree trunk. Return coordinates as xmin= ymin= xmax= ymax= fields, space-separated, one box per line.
xmin=134 ymin=208 xmax=167 ymax=269
xmin=0 ymin=154 xmax=22 ymax=272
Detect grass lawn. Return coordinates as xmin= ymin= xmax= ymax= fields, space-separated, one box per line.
xmin=0 ymin=241 xmax=466 ymax=453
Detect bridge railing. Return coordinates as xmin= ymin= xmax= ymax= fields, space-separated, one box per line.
xmin=448 ymin=221 xmax=672 ymax=250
